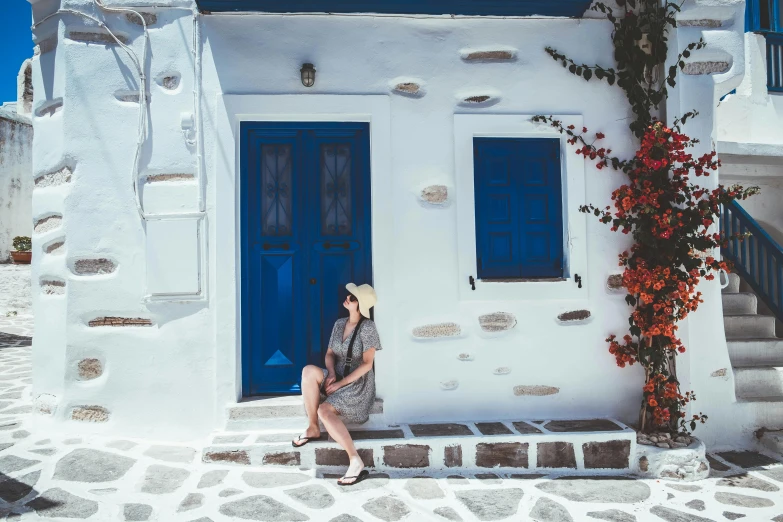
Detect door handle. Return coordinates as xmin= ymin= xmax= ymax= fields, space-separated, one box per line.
xmin=262 ymin=242 xmax=290 ymax=250
xmin=324 ymin=242 xmax=350 ymax=250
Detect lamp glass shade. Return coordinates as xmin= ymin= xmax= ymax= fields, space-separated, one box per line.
xmin=300 ymin=63 xmax=315 ymax=87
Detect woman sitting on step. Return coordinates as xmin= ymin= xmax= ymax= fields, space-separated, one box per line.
xmin=293 ymin=283 xmax=382 ymax=487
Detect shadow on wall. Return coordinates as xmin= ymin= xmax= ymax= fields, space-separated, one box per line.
xmin=757 ymin=219 xmax=783 ymax=249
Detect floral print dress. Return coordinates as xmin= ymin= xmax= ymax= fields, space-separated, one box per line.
xmin=320 ymin=318 xmax=382 ymax=424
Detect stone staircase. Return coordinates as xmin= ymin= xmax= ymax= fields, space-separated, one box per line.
xmin=722 ymin=272 xmax=783 ymax=453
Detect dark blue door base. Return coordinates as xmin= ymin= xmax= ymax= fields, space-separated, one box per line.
xmin=240 ymin=122 xmax=372 ymax=396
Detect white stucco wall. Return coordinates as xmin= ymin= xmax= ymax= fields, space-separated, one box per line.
xmin=0 ymin=105 xmax=33 ymax=263
xmin=717 ymin=31 xmax=783 ymax=242
xmin=28 ymin=0 xmax=749 ymax=443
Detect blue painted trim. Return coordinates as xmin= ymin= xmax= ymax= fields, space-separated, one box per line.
xmin=746 ymin=0 xmax=782 ymax=32
xmin=765 ymin=31 xmax=783 ymax=92
xmin=721 ymin=199 xmax=783 ymax=323
xmin=197 ymin=0 xmax=592 ymax=17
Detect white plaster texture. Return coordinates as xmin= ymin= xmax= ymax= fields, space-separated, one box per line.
xmin=635 ymin=440 xmax=710 ymax=482
xmin=0 ymin=105 xmax=33 ymax=262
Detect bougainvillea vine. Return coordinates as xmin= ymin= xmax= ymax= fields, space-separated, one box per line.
xmin=532 ymin=115 xmax=758 ymax=433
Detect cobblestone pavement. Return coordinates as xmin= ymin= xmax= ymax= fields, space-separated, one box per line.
xmin=1 ymin=316 xmax=782 ymax=521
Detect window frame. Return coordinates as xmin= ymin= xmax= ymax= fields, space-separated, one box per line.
xmin=746 ymin=0 xmax=782 ymax=32
xmin=454 ymin=114 xmax=588 ymax=302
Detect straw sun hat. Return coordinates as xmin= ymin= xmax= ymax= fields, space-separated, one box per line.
xmin=346 ymin=283 xmax=377 ymax=319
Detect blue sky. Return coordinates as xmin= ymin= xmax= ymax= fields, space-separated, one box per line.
xmin=1 ymin=2 xmax=34 ymax=103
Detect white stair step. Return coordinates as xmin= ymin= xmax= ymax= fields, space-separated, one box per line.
xmin=724 ymin=315 xmax=777 ymax=339
xmin=226 ymin=397 xmax=385 ymax=432
xmin=722 ymin=272 xmax=741 ymax=294
xmin=734 ymin=367 xmax=783 ymax=400
xmin=728 ymin=339 xmax=783 ymax=367
xmin=735 ymin=398 xmax=783 ymax=432
xmin=722 ymin=293 xmax=758 ymax=315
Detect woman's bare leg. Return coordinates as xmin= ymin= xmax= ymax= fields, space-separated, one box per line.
xmin=318 ymin=402 xmax=364 ymax=483
xmin=297 ymin=365 xmax=325 ymax=441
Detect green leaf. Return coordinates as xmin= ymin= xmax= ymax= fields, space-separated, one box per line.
xmin=569 ymin=64 xmax=577 ymax=73
xmin=584 ymin=69 xmax=593 ymax=81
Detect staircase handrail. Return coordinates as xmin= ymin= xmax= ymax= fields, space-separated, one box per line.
xmin=721 ymin=199 xmax=783 ymax=322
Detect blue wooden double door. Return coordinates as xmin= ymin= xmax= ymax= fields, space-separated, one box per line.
xmin=241 ymin=122 xmax=372 ymax=396
xmin=473 ymin=138 xmax=564 ymax=279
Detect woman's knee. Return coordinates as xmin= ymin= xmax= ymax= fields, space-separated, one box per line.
xmin=317 ymin=402 xmax=336 ymax=418
xmin=302 ymin=365 xmax=322 ymax=381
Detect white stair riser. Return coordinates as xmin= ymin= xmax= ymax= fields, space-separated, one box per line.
xmin=722 ymin=273 xmax=741 ymax=294
xmin=721 ymin=293 xmax=758 ymax=315
xmin=736 ymin=400 xmax=783 ymax=431
xmin=728 ymin=339 xmax=783 ymax=367
xmin=724 ymin=315 xmax=777 ymax=339
xmin=734 ymin=368 xmax=783 ymax=399
xmin=226 ymin=413 xmax=388 ymax=432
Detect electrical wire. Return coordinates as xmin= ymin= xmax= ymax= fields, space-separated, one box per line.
xmin=92 ymin=0 xmax=150 ymax=220
xmin=32 ymin=4 xmax=149 ymax=219
xmin=31 ymin=1 xmax=202 ymax=221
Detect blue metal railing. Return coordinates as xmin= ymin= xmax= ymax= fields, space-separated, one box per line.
xmin=765 ymin=31 xmax=783 ymax=93
xmin=721 ymin=200 xmax=783 ymax=322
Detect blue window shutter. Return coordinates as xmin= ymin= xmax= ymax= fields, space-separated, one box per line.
xmin=474 ymin=138 xmax=564 ymax=279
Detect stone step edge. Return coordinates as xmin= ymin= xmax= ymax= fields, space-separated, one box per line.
xmin=228 ymin=399 xmax=384 ymax=420
xmin=202 ymin=429 xmax=637 ymax=472
xmin=213 ymin=418 xmax=635 ymax=442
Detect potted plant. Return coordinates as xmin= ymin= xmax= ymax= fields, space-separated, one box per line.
xmin=10 ymin=236 xmax=32 ymax=264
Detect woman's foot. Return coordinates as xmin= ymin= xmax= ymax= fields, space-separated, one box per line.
xmin=338 ymin=455 xmax=366 ymax=485
xmin=292 ymin=425 xmax=322 ymax=448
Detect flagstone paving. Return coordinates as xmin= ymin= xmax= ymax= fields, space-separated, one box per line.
xmin=1 ymin=315 xmax=783 ymax=521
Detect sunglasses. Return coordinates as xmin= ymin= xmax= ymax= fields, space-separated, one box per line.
xmin=347 ymin=294 xmax=358 ymax=303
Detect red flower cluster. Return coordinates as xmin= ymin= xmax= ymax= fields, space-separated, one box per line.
xmin=537 ymin=116 xmax=758 ymax=434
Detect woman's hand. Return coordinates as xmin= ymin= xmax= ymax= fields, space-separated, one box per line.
xmin=324 ymin=372 xmax=336 ymax=390
xmin=325 ymin=379 xmax=345 ymax=396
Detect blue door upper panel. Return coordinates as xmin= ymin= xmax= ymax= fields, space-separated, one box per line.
xmin=473 ymin=138 xmax=564 ymax=280
xmin=197 ymin=0 xmax=592 ymax=17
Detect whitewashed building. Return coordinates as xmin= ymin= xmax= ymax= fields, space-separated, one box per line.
xmin=713 ymin=0 xmax=783 ymax=455
xmin=26 ymin=0 xmax=772 ymax=457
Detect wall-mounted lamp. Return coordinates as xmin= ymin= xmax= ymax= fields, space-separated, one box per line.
xmin=300 ymin=63 xmax=316 ymax=87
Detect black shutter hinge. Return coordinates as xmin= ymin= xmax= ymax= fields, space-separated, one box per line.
xmin=469 ymin=276 xmax=476 ymax=291
xmin=574 ymin=274 xmax=582 ymax=289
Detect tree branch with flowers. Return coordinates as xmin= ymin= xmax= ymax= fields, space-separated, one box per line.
xmin=534 ymin=0 xmax=760 ymax=437
xmin=533 ymin=115 xmax=757 ymax=434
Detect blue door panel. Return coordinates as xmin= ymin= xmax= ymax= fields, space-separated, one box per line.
xmin=241 ymin=122 xmax=371 ymax=396
xmin=474 ymin=138 xmax=564 ymax=279
xmin=310 ymin=252 xmax=354 ymax=365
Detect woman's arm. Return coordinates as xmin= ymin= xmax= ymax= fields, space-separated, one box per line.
xmin=335 ymin=347 xmax=376 ymax=387
xmin=324 ymin=348 xmax=337 ymax=378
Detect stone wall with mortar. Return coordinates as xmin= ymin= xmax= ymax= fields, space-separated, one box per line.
xmin=28 ymin=0 xmax=749 ymax=443
xmin=0 ymin=105 xmax=33 ymax=262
